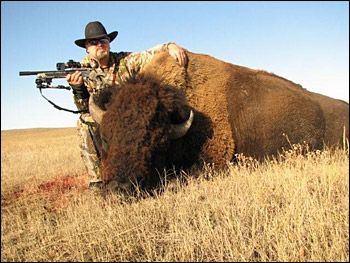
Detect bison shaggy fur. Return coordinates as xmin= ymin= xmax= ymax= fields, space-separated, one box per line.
xmin=96 ymin=50 xmax=349 ymax=192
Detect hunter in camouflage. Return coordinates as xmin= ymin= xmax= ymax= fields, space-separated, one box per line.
xmin=67 ymin=21 xmax=187 ymax=188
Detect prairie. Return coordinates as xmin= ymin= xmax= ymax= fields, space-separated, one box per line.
xmin=1 ymin=127 xmax=349 ymax=262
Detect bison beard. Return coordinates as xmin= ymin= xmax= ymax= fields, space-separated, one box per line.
xmin=98 ymin=76 xmax=201 ymax=192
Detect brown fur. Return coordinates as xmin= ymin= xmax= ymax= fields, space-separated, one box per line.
xmin=142 ymin=51 xmax=349 ymax=159
xmin=99 ymin=77 xmax=194 ymax=190
xmin=98 ymin=50 xmax=349 ymax=191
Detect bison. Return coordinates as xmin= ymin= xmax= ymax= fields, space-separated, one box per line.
xmin=89 ymin=50 xmax=349 ymax=192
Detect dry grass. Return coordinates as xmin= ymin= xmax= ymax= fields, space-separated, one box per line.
xmin=1 ymin=128 xmax=349 ymax=262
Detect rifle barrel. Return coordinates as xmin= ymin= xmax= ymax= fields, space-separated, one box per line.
xmin=19 ymin=69 xmax=90 ymax=78
xmin=19 ymin=71 xmax=46 ymax=76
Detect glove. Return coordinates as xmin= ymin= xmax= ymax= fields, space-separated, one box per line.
xmin=72 ymin=84 xmax=89 ymax=99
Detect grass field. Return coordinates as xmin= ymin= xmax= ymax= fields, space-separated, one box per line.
xmin=1 ymin=127 xmax=349 ymax=262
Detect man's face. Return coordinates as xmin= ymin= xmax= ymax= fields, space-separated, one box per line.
xmin=85 ymin=37 xmax=111 ymax=62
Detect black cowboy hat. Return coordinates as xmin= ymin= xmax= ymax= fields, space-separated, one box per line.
xmin=75 ymin=21 xmax=118 ymax=48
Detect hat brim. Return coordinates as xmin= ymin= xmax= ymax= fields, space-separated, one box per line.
xmin=75 ymin=31 xmax=118 ymax=48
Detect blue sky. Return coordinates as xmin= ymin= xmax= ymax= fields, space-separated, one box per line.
xmin=1 ymin=1 xmax=349 ymax=130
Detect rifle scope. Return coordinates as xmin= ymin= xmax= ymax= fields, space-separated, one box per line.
xmin=56 ymin=59 xmax=89 ymax=70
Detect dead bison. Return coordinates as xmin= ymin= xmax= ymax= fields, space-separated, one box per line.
xmin=89 ymin=50 xmax=349 ymax=192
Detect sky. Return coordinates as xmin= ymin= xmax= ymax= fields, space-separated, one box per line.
xmin=1 ymin=1 xmax=349 ymax=130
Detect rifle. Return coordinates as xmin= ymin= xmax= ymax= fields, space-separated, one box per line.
xmin=19 ymin=60 xmax=91 ymax=113
xmin=19 ymin=59 xmax=91 ymax=89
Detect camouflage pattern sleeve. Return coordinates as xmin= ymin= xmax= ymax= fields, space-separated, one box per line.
xmin=70 ymin=55 xmax=91 ymax=111
xmin=73 ymin=95 xmax=89 ymax=111
xmin=117 ymin=43 xmax=173 ymax=83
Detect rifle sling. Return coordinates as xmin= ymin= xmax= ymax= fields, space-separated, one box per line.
xmin=39 ymin=87 xmax=88 ymax=114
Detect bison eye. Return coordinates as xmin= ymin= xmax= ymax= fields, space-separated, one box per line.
xmin=94 ymin=89 xmax=112 ymax=110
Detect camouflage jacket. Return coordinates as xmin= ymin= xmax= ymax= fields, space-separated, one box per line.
xmin=73 ymin=43 xmax=172 ymax=118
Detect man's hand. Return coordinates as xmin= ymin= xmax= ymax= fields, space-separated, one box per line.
xmin=168 ymin=43 xmax=187 ymax=67
xmin=66 ymin=71 xmax=89 ymax=99
xmin=66 ymin=71 xmax=84 ymax=88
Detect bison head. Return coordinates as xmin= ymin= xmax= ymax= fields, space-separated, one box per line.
xmin=89 ymin=75 xmax=194 ymax=192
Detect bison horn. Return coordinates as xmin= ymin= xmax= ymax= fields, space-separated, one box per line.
xmin=170 ymin=109 xmax=194 ymax=139
xmin=88 ymin=96 xmax=105 ymax=124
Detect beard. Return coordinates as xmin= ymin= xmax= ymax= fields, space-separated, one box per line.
xmin=94 ymin=49 xmax=109 ymax=61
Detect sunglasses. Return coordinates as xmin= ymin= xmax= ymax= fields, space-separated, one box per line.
xmin=86 ymin=38 xmax=109 ymax=45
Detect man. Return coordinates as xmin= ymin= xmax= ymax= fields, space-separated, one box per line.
xmin=66 ymin=21 xmax=187 ymax=189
